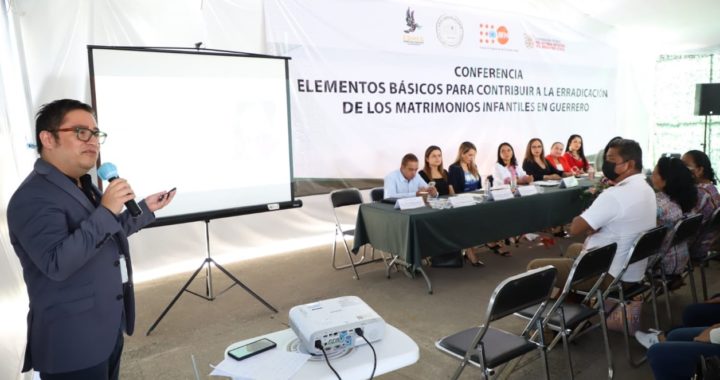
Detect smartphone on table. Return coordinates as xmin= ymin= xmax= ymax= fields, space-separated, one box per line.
xmin=227 ymin=338 xmax=277 ymax=361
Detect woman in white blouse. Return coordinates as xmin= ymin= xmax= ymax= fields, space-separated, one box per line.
xmin=494 ymin=142 xmax=533 ymax=186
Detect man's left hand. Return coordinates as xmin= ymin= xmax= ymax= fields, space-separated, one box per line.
xmin=145 ymin=189 xmax=176 ymax=212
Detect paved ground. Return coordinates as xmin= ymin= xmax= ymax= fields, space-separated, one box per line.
xmin=122 ymin=236 xmax=717 ymax=379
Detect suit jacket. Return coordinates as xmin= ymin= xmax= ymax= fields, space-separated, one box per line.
xmin=7 ymin=159 xmax=155 ymax=373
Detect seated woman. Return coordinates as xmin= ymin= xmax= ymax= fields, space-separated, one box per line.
xmin=636 ymin=298 xmax=720 ymax=380
xmin=522 ymin=138 xmax=563 ymax=181
xmin=652 ymin=156 xmax=697 ymax=275
xmin=447 ymin=142 xmax=485 ymax=265
xmin=419 ymin=145 xmax=453 ymax=196
xmin=494 ymin=142 xmax=533 ymax=186
xmin=546 ymin=142 xmax=571 ymax=173
xmin=682 ymin=150 xmax=720 ymax=259
xmin=563 ymin=134 xmax=589 ymax=174
xmin=448 ymin=141 xmax=480 ymax=194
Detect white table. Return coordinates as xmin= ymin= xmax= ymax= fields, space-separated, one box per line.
xmin=223 ymin=324 xmax=419 ymax=380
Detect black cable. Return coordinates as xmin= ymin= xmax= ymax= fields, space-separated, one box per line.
xmin=355 ymin=328 xmax=377 ymax=380
xmin=315 ymin=340 xmax=341 ymax=380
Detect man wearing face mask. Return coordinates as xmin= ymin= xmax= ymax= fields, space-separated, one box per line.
xmin=527 ymin=139 xmax=656 ymax=291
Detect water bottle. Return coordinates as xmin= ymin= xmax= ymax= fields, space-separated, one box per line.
xmin=510 ymin=171 xmax=517 ymax=190
xmin=588 ymin=164 xmax=596 ymax=180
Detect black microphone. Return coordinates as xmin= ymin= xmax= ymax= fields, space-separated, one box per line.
xmin=97 ymin=162 xmax=143 ymax=217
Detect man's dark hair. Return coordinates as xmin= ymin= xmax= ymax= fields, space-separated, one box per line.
xmin=35 ymin=99 xmax=95 ymax=154
xmin=607 ymin=138 xmax=643 ymax=172
xmin=401 ymin=153 xmax=418 ymax=167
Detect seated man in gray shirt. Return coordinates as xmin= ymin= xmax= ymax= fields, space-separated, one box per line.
xmin=384 ymin=153 xmax=437 ymax=198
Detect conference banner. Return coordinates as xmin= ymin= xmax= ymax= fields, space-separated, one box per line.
xmin=264 ymin=0 xmax=618 ymax=181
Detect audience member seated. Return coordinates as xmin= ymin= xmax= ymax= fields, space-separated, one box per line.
xmin=494 ymin=142 xmax=533 ymax=186
xmin=527 ymin=139 xmax=656 ymax=292
xmin=522 ymin=138 xmax=563 ymax=181
xmin=546 ymin=141 xmax=572 ymax=173
xmin=384 ymin=153 xmax=437 ymax=199
xmin=447 ymin=142 xmax=486 ymax=264
xmin=636 ymin=298 xmax=720 ymax=380
xmin=563 ymin=134 xmax=589 ymax=174
xmin=595 ymin=136 xmax=623 ymax=174
xmin=651 ymin=156 xmax=698 ymax=275
xmin=419 ymin=145 xmax=453 ymax=196
xmin=682 ymin=150 xmax=720 ymax=259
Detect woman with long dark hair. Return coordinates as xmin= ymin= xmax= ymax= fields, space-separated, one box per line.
xmin=494 ymin=142 xmax=533 ymax=185
xmin=652 ymin=156 xmax=698 ymax=274
xmin=682 ymin=150 xmax=720 ymax=259
xmin=563 ymin=134 xmax=589 ymax=174
xmin=420 ymin=145 xmax=453 ymax=196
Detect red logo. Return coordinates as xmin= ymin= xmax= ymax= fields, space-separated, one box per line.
xmin=497 ymin=26 xmax=509 ymax=44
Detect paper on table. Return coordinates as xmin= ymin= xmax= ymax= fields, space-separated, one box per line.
xmin=210 ymin=349 xmax=309 ymax=380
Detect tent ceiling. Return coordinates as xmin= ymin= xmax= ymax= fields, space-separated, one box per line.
xmin=570 ymin=0 xmax=720 ymax=52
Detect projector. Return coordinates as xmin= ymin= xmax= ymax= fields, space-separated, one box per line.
xmin=289 ymin=296 xmax=386 ymax=355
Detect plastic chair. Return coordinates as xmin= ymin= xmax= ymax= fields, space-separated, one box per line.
xmin=330 ymin=188 xmax=384 ymax=279
xmin=435 ymin=266 xmax=558 ymax=380
xmin=515 ymin=243 xmax=617 ymax=379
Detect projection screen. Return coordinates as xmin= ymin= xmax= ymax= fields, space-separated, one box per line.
xmin=88 ymin=46 xmax=298 ymax=226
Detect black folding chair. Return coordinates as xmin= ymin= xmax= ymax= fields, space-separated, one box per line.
xmin=329 ymin=188 xmax=385 ymax=279
xmin=690 ymin=207 xmax=720 ymax=300
xmin=435 ymin=266 xmax=558 ymax=380
xmin=601 ymin=225 xmax=667 ymax=367
xmin=515 ymin=243 xmax=617 ymax=379
xmin=650 ymin=214 xmax=704 ymax=320
xmin=369 ymin=187 xmax=384 ymax=202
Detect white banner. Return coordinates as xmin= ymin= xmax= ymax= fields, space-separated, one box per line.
xmin=265 ymin=0 xmax=618 ymax=179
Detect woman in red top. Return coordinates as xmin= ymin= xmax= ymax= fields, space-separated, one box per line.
xmin=545 ymin=141 xmax=572 ymax=174
xmin=563 ymin=134 xmax=589 ymax=174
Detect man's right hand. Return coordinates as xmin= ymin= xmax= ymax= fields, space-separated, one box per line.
xmin=101 ymin=178 xmax=136 ymax=215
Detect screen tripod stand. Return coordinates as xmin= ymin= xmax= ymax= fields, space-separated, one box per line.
xmin=146 ymin=220 xmax=278 ymax=335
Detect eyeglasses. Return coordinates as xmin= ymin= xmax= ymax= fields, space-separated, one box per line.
xmin=56 ymin=127 xmax=107 ymax=144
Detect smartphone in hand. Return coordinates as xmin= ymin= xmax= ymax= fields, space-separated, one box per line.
xmin=158 ymin=187 xmax=177 ymax=201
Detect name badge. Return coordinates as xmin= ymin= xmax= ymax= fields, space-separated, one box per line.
xmin=491 ymin=188 xmax=514 ymax=201
xmin=517 ymin=185 xmax=539 ymax=196
xmin=561 ymin=176 xmax=579 ymax=188
xmin=119 ymin=256 xmax=129 ymax=284
xmin=395 ymin=197 xmax=425 ymax=210
xmin=449 ymin=196 xmax=476 ymax=208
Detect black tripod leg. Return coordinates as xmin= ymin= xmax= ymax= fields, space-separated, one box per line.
xmin=210 ymin=258 xmax=278 ymax=313
xmin=146 ymin=259 xmax=208 ymax=336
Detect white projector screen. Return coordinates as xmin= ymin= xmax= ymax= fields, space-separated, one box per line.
xmin=88 ymin=46 xmax=296 ymax=225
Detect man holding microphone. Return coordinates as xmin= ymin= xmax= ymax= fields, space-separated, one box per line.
xmin=8 ymin=99 xmax=175 ymax=379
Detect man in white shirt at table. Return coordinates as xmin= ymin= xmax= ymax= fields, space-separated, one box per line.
xmin=527 ymin=139 xmax=656 ymax=290
xmin=384 ymin=153 xmax=437 ymax=199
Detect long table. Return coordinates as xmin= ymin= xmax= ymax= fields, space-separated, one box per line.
xmin=352 ymin=185 xmax=590 ymax=293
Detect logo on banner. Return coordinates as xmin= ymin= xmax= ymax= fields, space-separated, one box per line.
xmin=436 ymin=15 xmax=463 ymax=47
xmin=402 ymin=7 xmax=424 ymax=45
xmin=523 ymin=33 xmax=566 ymax=51
xmin=479 ymin=24 xmax=509 ymax=45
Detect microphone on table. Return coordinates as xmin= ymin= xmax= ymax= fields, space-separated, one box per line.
xmin=98 ymin=162 xmax=143 ymax=217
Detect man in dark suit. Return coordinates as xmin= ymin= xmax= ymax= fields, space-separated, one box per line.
xmin=7 ymin=99 xmax=175 ymax=379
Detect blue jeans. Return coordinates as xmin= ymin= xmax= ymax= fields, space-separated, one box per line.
xmin=682 ymin=302 xmax=720 ymax=327
xmin=647 ymin=327 xmax=720 ymax=380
